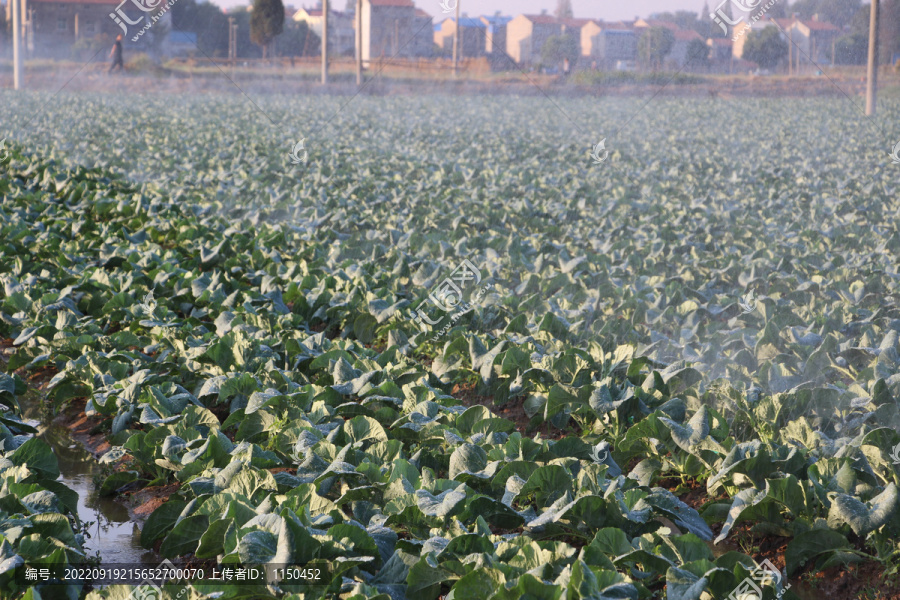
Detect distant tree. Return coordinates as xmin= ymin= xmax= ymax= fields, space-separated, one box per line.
xmin=655 ymin=10 xmax=702 ymax=32
xmin=276 ymin=21 xmax=318 ymax=56
xmin=171 ymin=0 xmax=229 ymax=57
xmin=850 ymin=2 xmax=871 ymax=34
xmin=818 ymin=0 xmax=861 ymax=26
xmin=638 ymin=26 xmax=675 ymax=69
xmin=229 ymin=8 xmax=263 ymax=58
xmin=743 ymin=26 xmax=788 ymax=69
xmin=790 ymin=0 xmax=819 ymax=19
xmin=149 ymin=21 xmax=169 ymax=57
xmin=829 ymin=4 xmax=871 ymax=65
xmin=834 ymin=33 xmax=868 ymax=64
xmin=540 ymin=33 xmax=579 ymax=70
xmin=250 ymin=0 xmax=285 ymax=58
xmin=554 ymin=0 xmax=573 ymax=19
xmin=71 ymin=34 xmax=109 ymax=60
xmin=766 ymin=1 xmax=787 ymax=18
xmin=787 ymin=0 xmax=860 ymax=25
xmin=700 ymin=1 xmax=727 ymax=38
xmin=880 ymin=0 xmax=900 ymax=66
xmin=686 ymin=38 xmax=710 ymax=69
xmin=657 ymin=9 xmax=716 ymax=39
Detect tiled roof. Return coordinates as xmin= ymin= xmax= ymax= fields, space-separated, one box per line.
xmin=598 ymin=21 xmax=633 ymax=30
xmin=560 ymin=18 xmax=594 ymax=29
xmin=757 ymin=16 xmax=838 ymax=32
xmin=523 ymin=14 xmax=560 ymax=25
xmin=294 ymin=8 xmax=351 ymax=19
xmin=639 ymin=19 xmax=680 ymax=31
xmin=673 ymin=29 xmax=702 ymax=41
xmin=768 ymin=18 xmax=797 ymax=29
xmin=480 ymin=15 xmax=512 ymax=26
xmin=451 ymin=17 xmax=487 ymax=28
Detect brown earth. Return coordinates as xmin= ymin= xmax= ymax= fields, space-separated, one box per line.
xmin=451 ymin=381 xmax=580 ymax=440
xmin=128 ymin=483 xmax=182 ymax=521
xmin=1 ymin=62 xmax=894 ymax=99
xmin=53 ymin=401 xmax=114 ymax=459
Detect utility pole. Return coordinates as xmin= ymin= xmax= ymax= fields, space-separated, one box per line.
xmin=228 ymin=16 xmax=235 ymax=60
xmin=452 ymin=0 xmax=460 ymax=76
xmin=810 ymin=37 xmax=816 ymax=75
xmin=356 ymin=0 xmax=363 ymax=86
xmin=788 ymin=26 xmax=793 ymax=76
xmin=12 ymin=0 xmax=23 ymax=90
xmin=322 ymin=0 xmax=329 ymax=84
xmin=645 ymin=34 xmax=650 ymax=72
xmin=228 ymin=16 xmax=237 ymax=78
xmin=26 ymin=6 xmax=34 ymax=56
xmin=866 ymin=0 xmax=879 ymax=115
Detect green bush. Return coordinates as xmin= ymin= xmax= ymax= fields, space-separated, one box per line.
xmin=71 ymin=34 xmax=110 ymax=61
xmin=125 ymin=52 xmax=159 ymax=74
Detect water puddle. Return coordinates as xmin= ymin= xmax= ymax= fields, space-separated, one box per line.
xmin=22 ymin=394 xmax=157 ymax=566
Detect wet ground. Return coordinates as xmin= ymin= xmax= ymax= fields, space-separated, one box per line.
xmin=22 ymin=394 xmax=157 ymax=567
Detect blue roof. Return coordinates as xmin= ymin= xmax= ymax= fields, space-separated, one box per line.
xmin=480 ymin=15 xmax=512 ymax=26
xmin=447 ymin=17 xmax=487 ymax=28
xmin=169 ymin=31 xmax=198 ymax=44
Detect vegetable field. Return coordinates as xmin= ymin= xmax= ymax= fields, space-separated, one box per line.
xmin=2 ymin=92 xmax=900 ymax=600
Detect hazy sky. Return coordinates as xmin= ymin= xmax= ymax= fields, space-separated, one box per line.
xmin=212 ymin=0 xmax=707 ymax=22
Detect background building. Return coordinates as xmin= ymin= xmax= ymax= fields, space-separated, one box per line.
xmin=669 ymin=28 xmax=703 ymax=67
xmin=505 ymin=13 xmax=561 ymax=66
xmin=480 ymin=14 xmax=511 ymax=56
xmin=789 ymin=18 xmax=840 ymax=65
xmin=434 ymin=16 xmax=486 ymax=58
xmin=293 ymin=6 xmax=355 ymax=56
xmin=582 ymin=21 xmax=636 ymax=69
xmin=732 ymin=16 xmax=839 ymax=70
xmin=360 ymin=0 xmax=432 ymax=62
